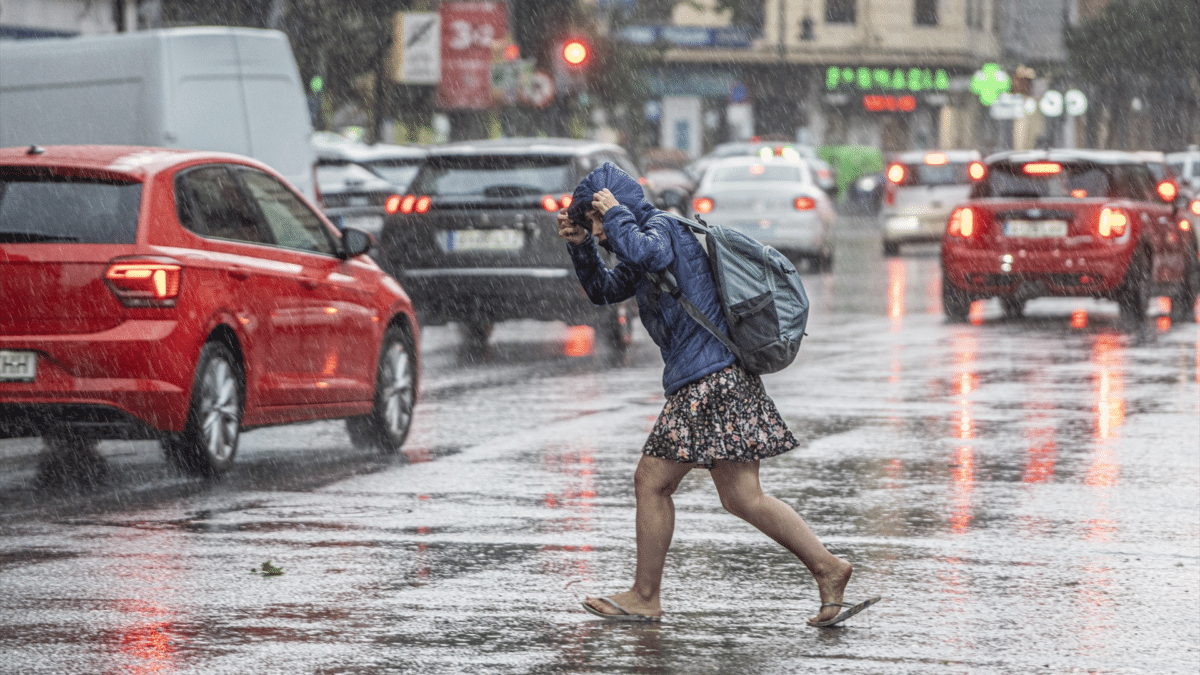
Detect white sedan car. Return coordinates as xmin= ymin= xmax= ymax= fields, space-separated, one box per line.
xmin=689 ymin=155 xmax=836 ymax=271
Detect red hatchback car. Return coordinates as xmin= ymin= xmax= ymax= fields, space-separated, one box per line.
xmin=941 ymin=149 xmax=1199 ymax=323
xmin=0 ymin=145 xmax=420 ymax=475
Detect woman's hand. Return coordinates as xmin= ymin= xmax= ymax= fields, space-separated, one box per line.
xmin=592 ymin=189 xmax=618 ymax=216
xmin=556 ymin=207 xmax=588 ymax=245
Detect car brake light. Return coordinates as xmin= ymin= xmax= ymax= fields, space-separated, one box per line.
xmin=1181 ymin=219 xmax=1191 ymax=232
xmin=968 ymin=162 xmax=986 ymax=181
xmin=1024 ymin=162 xmax=1062 ymax=175
xmin=105 ymin=258 xmax=182 ymax=307
xmin=384 ymin=194 xmax=402 ymax=214
xmin=561 ymin=194 xmax=573 ymax=208
xmin=924 ymin=152 xmax=948 ymax=165
xmin=794 ymin=197 xmax=816 ymax=210
xmin=541 ymin=195 xmax=559 ymax=211
xmin=399 ymin=194 xmax=416 ymax=214
xmin=886 ymin=164 xmax=905 ymax=183
xmin=414 ymin=196 xmax=431 ymax=214
xmin=1156 ymin=180 xmax=1177 ymax=202
xmin=948 ymin=207 xmax=974 ymax=237
xmin=1098 ymin=207 xmax=1127 ymax=237
xmin=1191 ymin=199 xmax=1200 ymax=216
xmin=1071 ymin=189 xmax=1087 ymax=198
xmin=693 ymin=197 xmax=714 ymax=214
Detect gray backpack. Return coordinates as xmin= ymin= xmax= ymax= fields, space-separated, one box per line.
xmin=647 ymin=215 xmax=809 ymax=375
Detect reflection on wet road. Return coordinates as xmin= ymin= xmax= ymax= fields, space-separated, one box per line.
xmin=1 ymin=217 xmax=1196 ymax=674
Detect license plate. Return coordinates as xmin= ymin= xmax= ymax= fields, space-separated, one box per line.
xmin=340 ymin=214 xmax=383 ymax=233
xmin=444 ymin=229 xmax=524 ymax=252
xmin=0 ymin=350 xmax=37 ymax=381
xmin=1005 ymin=219 xmax=1068 ymax=237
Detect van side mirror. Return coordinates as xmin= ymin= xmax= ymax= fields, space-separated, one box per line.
xmin=341 ymin=227 xmax=372 ymax=258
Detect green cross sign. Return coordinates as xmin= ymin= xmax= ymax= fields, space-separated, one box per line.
xmin=971 ymin=63 xmax=1010 ymax=106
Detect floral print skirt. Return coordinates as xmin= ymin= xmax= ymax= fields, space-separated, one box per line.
xmin=643 ymin=364 xmax=797 ymax=467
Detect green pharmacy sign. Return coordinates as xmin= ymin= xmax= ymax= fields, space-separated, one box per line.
xmin=970 ymin=63 xmax=1010 ymax=106
xmin=826 ymin=66 xmax=950 ymax=93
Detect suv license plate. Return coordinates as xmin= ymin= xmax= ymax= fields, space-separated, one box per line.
xmin=1005 ymin=219 xmax=1068 ymax=237
xmin=0 ymin=350 xmax=37 ymax=381
xmin=445 ymin=229 xmax=524 ymax=252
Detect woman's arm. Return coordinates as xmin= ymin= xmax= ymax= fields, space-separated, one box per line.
xmin=566 ymin=237 xmax=639 ymax=305
xmin=592 ymin=190 xmax=675 ymax=273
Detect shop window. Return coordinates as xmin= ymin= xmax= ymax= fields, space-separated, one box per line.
xmin=915 ymin=0 xmax=938 ymax=26
xmin=826 ymin=0 xmax=856 ymax=24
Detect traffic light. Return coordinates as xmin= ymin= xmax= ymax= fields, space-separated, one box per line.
xmin=553 ymin=37 xmax=591 ymax=95
xmin=561 ymin=40 xmax=589 ymax=67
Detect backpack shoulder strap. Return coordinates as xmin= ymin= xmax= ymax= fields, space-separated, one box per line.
xmin=645 ymin=269 xmax=743 ymax=362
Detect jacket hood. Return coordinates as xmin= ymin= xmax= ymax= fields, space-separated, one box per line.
xmin=568 ymin=162 xmax=653 ymax=224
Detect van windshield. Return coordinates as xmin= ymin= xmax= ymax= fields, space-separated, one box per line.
xmin=411 ymin=156 xmax=573 ymax=197
xmin=0 ymin=168 xmax=141 ymax=243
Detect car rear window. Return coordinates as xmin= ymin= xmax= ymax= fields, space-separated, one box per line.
xmin=711 ymin=164 xmax=807 ymax=183
xmin=972 ymin=162 xmax=1154 ymax=200
xmin=899 ymin=162 xmax=973 ymax=186
xmin=0 ymin=167 xmax=141 ymax=244
xmin=410 ymin=156 xmax=573 ymax=197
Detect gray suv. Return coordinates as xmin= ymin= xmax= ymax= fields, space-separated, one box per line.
xmin=377 ymin=138 xmax=641 ymax=352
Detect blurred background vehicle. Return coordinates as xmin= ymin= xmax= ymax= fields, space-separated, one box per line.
xmin=640 ymin=147 xmax=697 ymax=214
xmin=376 ymin=138 xmax=639 ymax=353
xmin=941 ymin=148 xmax=1197 ymax=323
xmin=846 ymin=171 xmax=885 ymax=215
xmin=689 ymin=154 xmax=836 ymax=271
xmin=881 ymin=149 xmax=982 ymax=256
xmin=311 ymin=132 xmax=428 ymax=194
xmin=687 ymin=140 xmax=838 ymax=197
xmin=0 ymin=144 xmax=420 ymax=476
xmin=311 ymin=135 xmax=402 ymax=242
xmin=1167 ymin=145 xmax=1199 ymax=193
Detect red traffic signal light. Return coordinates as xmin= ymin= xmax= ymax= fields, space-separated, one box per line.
xmin=561 ymin=40 xmax=589 ymax=67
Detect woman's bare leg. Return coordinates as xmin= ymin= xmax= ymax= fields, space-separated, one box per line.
xmin=709 ymin=459 xmax=853 ymax=625
xmin=584 ymin=454 xmax=694 ymax=617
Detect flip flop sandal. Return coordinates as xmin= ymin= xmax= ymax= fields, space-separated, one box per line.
xmin=581 ymin=596 xmax=663 ymax=622
xmin=808 ymin=595 xmax=882 ymax=627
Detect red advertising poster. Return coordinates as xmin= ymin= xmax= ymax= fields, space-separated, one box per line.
xmin=437 ymin=1 xmax=507 ymax=110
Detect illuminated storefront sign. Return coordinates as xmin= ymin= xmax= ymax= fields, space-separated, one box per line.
xmin=826 ymin=66 xmax=950 ymax=93
xmin=863 ymin=95 xmax=917 ymax=112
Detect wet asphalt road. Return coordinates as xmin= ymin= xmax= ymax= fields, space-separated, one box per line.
xmin=1 ymin=216 xmax=1197 ymax=675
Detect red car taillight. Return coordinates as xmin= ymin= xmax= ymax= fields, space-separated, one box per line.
xmin=693 ymin=197 xmax=714 ymax=214
xmin=794 ymin=197 xmax=816 ymax=210
xmin=1097 ymin=207 xmax=1128 ymax=238
xmin=968 ymin=161 xmax=986 ymax=181
xmin=105 ymin=257 xmax=182 ymax=307
xmin=1156 ymin=181 xmax=1177 ymax=203
xmin=384 ymin=194 xmax=402 ymax=214
xmin=399 ymin=195 xmax=431 ymax=214
xmin=947 ymin=207 xmax=975 ymax=238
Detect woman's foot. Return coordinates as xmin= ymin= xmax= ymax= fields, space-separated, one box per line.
xmin=807 ymin=558 xmax=853 ymax=626
xmin=583 ymin=589 xmax=663 ymax=619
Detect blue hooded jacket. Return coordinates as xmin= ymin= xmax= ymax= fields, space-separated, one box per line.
xmin=566 ymin=163 xmax=735 ymax=395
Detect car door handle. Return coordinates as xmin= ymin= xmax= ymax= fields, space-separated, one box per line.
xmin=299 ymin=279 xmax=318 ymax=290
xmin=228 ymin=266 xmax=250 ymax=280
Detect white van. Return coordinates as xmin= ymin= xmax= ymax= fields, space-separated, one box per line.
xmin=0 ymin=27 xmax=316 ymax=199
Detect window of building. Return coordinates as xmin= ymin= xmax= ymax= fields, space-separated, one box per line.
xmin=915 ymin=0 xmax=938 ymax=26
xmin=826 ymin=0 xmax=856 ymax=24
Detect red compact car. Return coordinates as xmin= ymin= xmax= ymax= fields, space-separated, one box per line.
xmin=0 ymin=145 xmax=420 ymax=475
xmin=941 ymin=149 xmax=1199 ymax=323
